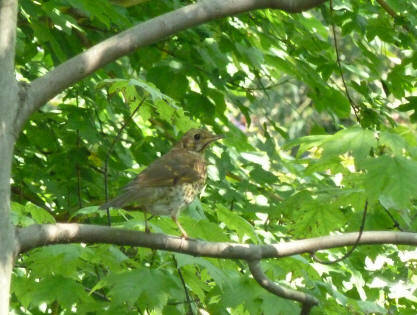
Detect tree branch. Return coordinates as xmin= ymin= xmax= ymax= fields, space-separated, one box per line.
xmin=329 ymin=0 xmax=360 ymax=122
xmin=247 ymin=260 xmax=318 ymax=314
xmin=375 ymin=0 xmax=417 ymax=37
xmin=18 ymin=0 xmax=328 ymax=132
xmin=17 ymin=223 xmax=417 ymax=258
xmin=16 ymin=224 xmax=417 ymax=313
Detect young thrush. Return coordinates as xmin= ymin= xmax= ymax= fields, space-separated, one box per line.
xmin=100 ymin=128 xmax=223 ymax=238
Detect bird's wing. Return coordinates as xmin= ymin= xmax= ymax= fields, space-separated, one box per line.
xmin=128 ymin=149 xmax=206 ymax=188
xmin=100 ymin=150 xmax=206 ymax=209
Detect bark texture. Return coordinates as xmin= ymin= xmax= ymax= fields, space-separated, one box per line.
xmin=0 ymin=0 xmax=18 ymax=312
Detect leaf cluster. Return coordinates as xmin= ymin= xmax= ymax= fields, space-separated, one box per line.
xmin=10 ymin=0 xmax=417 ymax=313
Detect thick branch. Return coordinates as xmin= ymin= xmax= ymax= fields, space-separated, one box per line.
xmin=17 ymin=224 xmax=417 ymax=313
xmin=19 ymin=0 xmax=327 ymax=131
xmin=248 ymin=260 xmax=318 ymax=314
xmin=17 ymin=224 xmax=417 ymax=258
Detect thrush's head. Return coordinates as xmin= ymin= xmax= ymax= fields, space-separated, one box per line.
xmin=176 ymin=128 xmax=223 ymax=153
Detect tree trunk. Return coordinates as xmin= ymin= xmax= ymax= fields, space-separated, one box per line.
xmin=0 ymin=0 xmax=18 ymax=313
xmin=0 ymin=134 xmax=17 ymax=314
xmin=0 ymin=72 xmax=17 ymax=314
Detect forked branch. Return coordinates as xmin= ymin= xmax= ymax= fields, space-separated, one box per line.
xmin=16 ymin=223 xmax=417 ymax=313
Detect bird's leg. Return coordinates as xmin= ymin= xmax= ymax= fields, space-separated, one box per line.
xmin=171 ymin=215 xmax=188 ymax=239
xmin=144 ymin=210 xmax=150 ymax=233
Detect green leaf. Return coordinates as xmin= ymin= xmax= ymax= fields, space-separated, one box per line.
xmin=129 ymin=78 xmax=173 ymax=102
xmin=69 ymin=206 xmax=100 ymax=219
xmin=249 ymin=165 xmax=278 ymax=185
xmin=397 ymin=96 xmax=417 ymax=122
xmin=355 ymin=300 xmax=387 ymax=314
xmin=362 ymin=156 xmax=417 ymax=209
xmin=181 ymin=267 xmax=210 ymax=302
xmin=295 ymin=199 xmax=345 ymax=237
xmin=285 ymin=135 xmax=329 ymax=157
xmin=313 ymin=87 xmax=351 ymax=118
xmin=216 ymin=204 xmax=259 ymax=243
xmin=286 ymin=126 xmax=377 ymax=167
xmin=10 ymin=202 xmax=35 ymax=226
xmin=379 ymin=131 xmax=408 ymax=155
xmin=321 ymin=127 xmax=377 ymax=166
xmin=174 ymin=108 xmax=199 ymax=132
xmin=13 ymin=275 xmax=90 ymax=308
xmin=183 ymin=217 xmax=229 ymax=241
xmin=26 ymin=202 xmax=56 ymax=223
xmin=105 ymin=268 xmax=180 ymax=307
xmin=155 ymin=99 xmax=176 ymax=123
xmin=223 ymin=125 xmax=254 ymax=152
xmin=262 ymin=293 xmax=299 ymax=315
xmin=175 ymin=254 xmax=228 ymax=288
xmin=27 ymin=245 xmax=86 ymax=278
xmin=146 ymin=66 xmax=189 ymax=100
xmin=137 ymin=101 xmax=152 ymax=122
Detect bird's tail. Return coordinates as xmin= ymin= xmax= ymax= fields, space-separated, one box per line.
xmin=99 ymin=191 xmax=135 ymax=210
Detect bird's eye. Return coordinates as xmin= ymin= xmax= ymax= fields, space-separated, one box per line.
xmin=194 ymin=134 xmax=201 ymax=140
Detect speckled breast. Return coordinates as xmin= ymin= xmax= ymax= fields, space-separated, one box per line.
xmin=146 ymin=178 xmax=206 ymax=216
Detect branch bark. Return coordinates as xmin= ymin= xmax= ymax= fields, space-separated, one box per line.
xmin=18 ymin=0 xmax=328 ymax=132
xmin=17 ymin=224 xmax=417 ymax=258
xmin=17 ymin=224 xmax=417 ymax=312
xmin=248 ymin=260 xmax=318 ymax=315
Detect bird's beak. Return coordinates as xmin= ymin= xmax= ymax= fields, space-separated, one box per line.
xmin=206 ymin=134 xmax=224 ymax=145
xmin=211 ymin=134 xmax=225 ymax=142
xmin=201 ymin=134 xmax=224 ymax=151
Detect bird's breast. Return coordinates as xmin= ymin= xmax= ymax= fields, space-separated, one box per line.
xmin=145 ymin=179 xmax=205 ymax=216
xmin=194 ymin=158 xmax=207 ymax=180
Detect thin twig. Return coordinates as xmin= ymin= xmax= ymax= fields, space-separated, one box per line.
xmin=98 ymin=131 xmax=135 ymax=144
xmin=226 ymin=78 xmax=291 ymax=92
xmin=76 ymin=90 xmax=82 ymax=209
xmin=329 ymin=0 xmax=360 ymax=122
xmin=102 ymin=97 xmax=147 ymax=225
xmin=173 ymin=255 xmax=194 ymax=315
xmin=86 ymin=286 xmax=110 ymax=301
xmin=76 ymin=165 xmax=82 ymax=208
xmin=375 ymin=0 xmax=397 ymax=19
xmin=66 ymin=188 xmax=70 ymax=209
xmin=312 ymin=200 xmax=368 ymax=264
xmin=167 ymin=299 xmax=198 ymax=306
xmin=383 ymin=208 xmax=404 ymax=231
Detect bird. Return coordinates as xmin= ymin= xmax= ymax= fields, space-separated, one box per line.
xmin=100 ymin=128 xmax=224 ymax=238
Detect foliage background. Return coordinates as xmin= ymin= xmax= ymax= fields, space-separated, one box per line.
xmin=11 ymin=0 xmax=417 ymax=314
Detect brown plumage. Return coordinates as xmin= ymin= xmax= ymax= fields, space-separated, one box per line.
xmin=100 ymin=128 xmax=223 ymax=238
